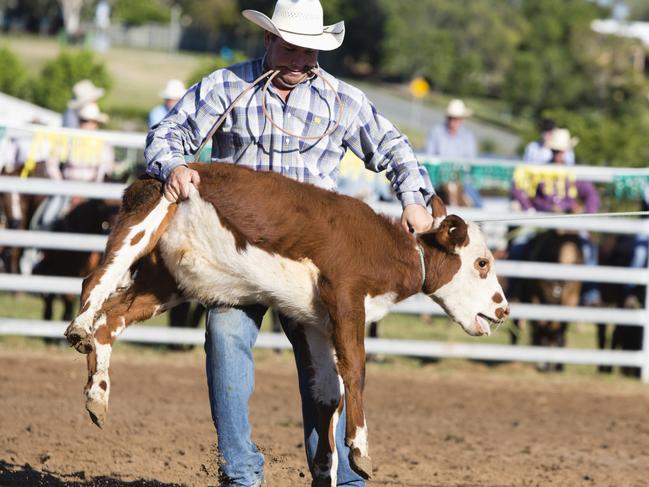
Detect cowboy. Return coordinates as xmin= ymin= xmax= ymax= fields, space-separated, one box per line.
xmin=425 ymin=98 xmax=477 ymax=160
xmin=425 ymin=99 xmax=481 ymax=207
xmin=144 ymin=1 xmax=442 ymax=485
xmin=510 ymin=128 xmax=601 ymax=306
xmin=523 ymin=118 xmax=576 ymax=165
xmin=63 ymin=79 xmax=106 ymax=129
xmin=148 ymin=79 xmax=186 ymax=128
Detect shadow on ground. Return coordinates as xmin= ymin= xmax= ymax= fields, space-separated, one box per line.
xmin=0 ymin=460 xmax=184 ymax=487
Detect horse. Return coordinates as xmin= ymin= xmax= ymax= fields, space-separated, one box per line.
xmin=508 ymin=230 xmax=584 ymax=371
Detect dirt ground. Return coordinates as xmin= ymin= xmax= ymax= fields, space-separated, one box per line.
xmin=1 ymin=346 xmax=649 ymax=487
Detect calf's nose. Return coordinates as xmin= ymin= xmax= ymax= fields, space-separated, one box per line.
xmin=495 ymin=305 xmax=510 ymax=320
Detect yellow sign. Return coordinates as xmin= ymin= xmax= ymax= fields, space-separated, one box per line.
xmin=409 ymin=77 xmax=430 ymax=98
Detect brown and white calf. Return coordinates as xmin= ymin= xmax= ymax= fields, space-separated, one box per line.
xmin=64 ymin=163 xmax=509 ymax=485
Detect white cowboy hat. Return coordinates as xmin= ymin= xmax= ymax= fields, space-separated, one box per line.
xmin=546 ymin=128 xmax=579 ymax=152
xmin=78 ymin=103 xmax=109 ymax=124
xmin=159 ymin=79 xmax=186 ymax=100
xmin=68 ymin=80 xmax=105 ymax=110
xmin=446 ymin=99 xmax=473 ymax=118
xmin=242 ymin=0 xmax=345 ymax=51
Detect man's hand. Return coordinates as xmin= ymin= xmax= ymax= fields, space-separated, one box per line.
xmin=401 ymin=204 xmax=434 ymax=234
xmin=164 ymin=165 xmax=201 ymax=202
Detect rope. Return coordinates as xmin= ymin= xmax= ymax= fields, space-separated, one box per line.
xmin=260 ymin=68 xmax=345 ymax=143
xmin=193 ymin=67 xmax=346 ymax=163
xmin=473 ymin=210 xmax=649 ymax=223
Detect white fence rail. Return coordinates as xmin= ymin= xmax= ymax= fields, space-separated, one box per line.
xmin=0 ymin=171 xmax=647 ymax=380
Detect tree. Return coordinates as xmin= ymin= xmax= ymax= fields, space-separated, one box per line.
xmin=0 ymin=48 xmax=29 ymax=98
xmin=29 ymin=51 xmax=112 ymax=112
xmin=379 ymin=0 xmax=524 ymax=95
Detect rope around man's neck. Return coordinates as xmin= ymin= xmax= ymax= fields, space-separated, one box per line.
xmin=193 ymin=67 xmax=346 ymax=163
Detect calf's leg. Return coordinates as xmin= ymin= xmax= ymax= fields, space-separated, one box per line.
xmin=84 ymin=253 xmax=183 ymax=427
xmin=321 ymin=286 xmax=372 ymax=479
xmin=65 ymin=191 xmax=176 ymax=353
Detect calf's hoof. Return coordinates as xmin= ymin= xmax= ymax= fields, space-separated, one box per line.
xmin=64 ymin=325 xmax=94 ymax=354
xmin=86 ymin=398 xmax=107 ymax=428
xmin=349 ymin=450 xmax=372 ymax=480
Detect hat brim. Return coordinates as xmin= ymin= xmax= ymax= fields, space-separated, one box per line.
xmin=67 ymin=87 xmax=106 ymax=110
xmin=80 ymin=113 xmax=109 ymax=124
xmin=548 ymin=137 xmax=579 ymax=152
xmin=242 ymin=10 xmax=344 ymax=51
xmin=159 ymin=90 xmax=185 ymax=100
xmin=446 ymin=109 xmax=473 ymax=118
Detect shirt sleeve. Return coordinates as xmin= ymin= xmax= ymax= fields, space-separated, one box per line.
xmin=144 ymin=73 xmax=228 ymax=181
xmin=342 ymin=93 xmax=435 ymax=208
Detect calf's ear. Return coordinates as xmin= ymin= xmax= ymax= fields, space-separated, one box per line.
xmin=430 ymin=195 xmax=447 ymax=231
xmin=434 ymin=215 xmax=468 ymax=254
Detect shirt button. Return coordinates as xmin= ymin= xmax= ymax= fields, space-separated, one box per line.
xmin=287 ymin=113 xmax=292 ymax=118
xmin=285 ymin=137 xmax=290 ymax=143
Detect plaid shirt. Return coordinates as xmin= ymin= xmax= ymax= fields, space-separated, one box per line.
xmin=145 ymin=58 xmax=434 ymax=208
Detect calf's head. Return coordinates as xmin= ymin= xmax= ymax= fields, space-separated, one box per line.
xmin=420 ymin=215 xmax=509 ymax=336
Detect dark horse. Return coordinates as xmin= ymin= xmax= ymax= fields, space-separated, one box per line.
xmin=597 ymin=234 xmax=645 ymax=377
xmin=32 ymin=198 xmax=120 ymax=322
xmin=509 ymin=230 xmax=584 ymax=371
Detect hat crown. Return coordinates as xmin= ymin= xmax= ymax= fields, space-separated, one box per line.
xmin=160 ymin=79 xmax=186 ymax=100
xmin=272 ymin=0 xmax=324 ymax=35
xmin=446 ymin=99 xmax=471 ymax=118
xmin=547 ymin=128 xmax=577 ymax=152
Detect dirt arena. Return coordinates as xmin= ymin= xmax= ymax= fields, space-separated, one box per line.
xmin=1 ymin=345 xmax=649 ymax=487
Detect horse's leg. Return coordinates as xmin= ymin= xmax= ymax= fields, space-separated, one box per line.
xmin=65 ymin=190 xmax=176 ymax=353
xmin=84 ymin=253 xmax=183 ymax=427
xmin=597 ymin=324 xmax=612 ymax=373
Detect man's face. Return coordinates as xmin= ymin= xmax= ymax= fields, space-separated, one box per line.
xmin=551 ymin=149 xmax=566 ymax=164
xmin=447 ymin=116 xmax=463 ymax=133
xmin=264 ymin=32 xmax=319 ymax=89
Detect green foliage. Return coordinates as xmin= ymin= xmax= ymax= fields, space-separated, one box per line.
xmin=29 ymin=51 xmax=112 ymax=112
xmin=186 ymin=52 xmax=249 ymax=87
xmin=380 ymin=0 xmax=524 ymax=95
xmin=540 ymin=108 xmax=649 ymax=167
xmin=113 ymin=0 xmax=171 ymax=26
xmin=0 ymin=47 xmax=29 ymax=98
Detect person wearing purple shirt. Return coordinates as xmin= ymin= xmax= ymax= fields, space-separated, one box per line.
xmin=510 ymin=128 xmax=602 ymax=306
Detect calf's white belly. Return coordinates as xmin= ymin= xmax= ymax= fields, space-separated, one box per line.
xmin=158 ymin=194 xmax=396 ymax=326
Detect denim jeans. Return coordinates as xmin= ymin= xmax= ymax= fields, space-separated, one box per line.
xmin=205 ymin=305 xmax=365 ymax=487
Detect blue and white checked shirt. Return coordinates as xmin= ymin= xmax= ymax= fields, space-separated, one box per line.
xmin=145 ymin=58 xmax=434 ymax=208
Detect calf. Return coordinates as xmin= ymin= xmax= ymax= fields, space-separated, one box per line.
xmin=64 ymin=163 xmax=509 ymax=486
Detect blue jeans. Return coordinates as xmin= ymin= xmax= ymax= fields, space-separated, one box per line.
xmin=205 ymin=305 xmax=365 ymax=487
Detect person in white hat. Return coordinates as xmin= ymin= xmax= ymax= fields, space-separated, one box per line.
xmin=62 ymin=79 xmax=106 ymax=128
xmin=425 ymin=99 xmax=480 ymax=206
xmin=425 ymin=98 xmax=477 ymax=160
xmin=148 ymin=79 xmax=186 ymax=128
xmin=523 ymin=118 xmax=575 ymax=166
xmin=144 ymin=1 xmax=445 ymax=485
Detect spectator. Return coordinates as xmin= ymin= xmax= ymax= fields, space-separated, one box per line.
xmin=425 ymin=99 xmax=481 ymax=206
xmin=148 ymin=79 xmax=186 ymax=128
xmin=425 ymin=98 xmax=477 ymax=159
xmin=63 ymin=79 xmax=105 ymax=129
xmin=510 ymin=128 xmax=601 ymax=305
xmin=41 ymin=103 xmax=114 ymax=229
xmin=523 ymin=118 xmax=575 ymax=165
